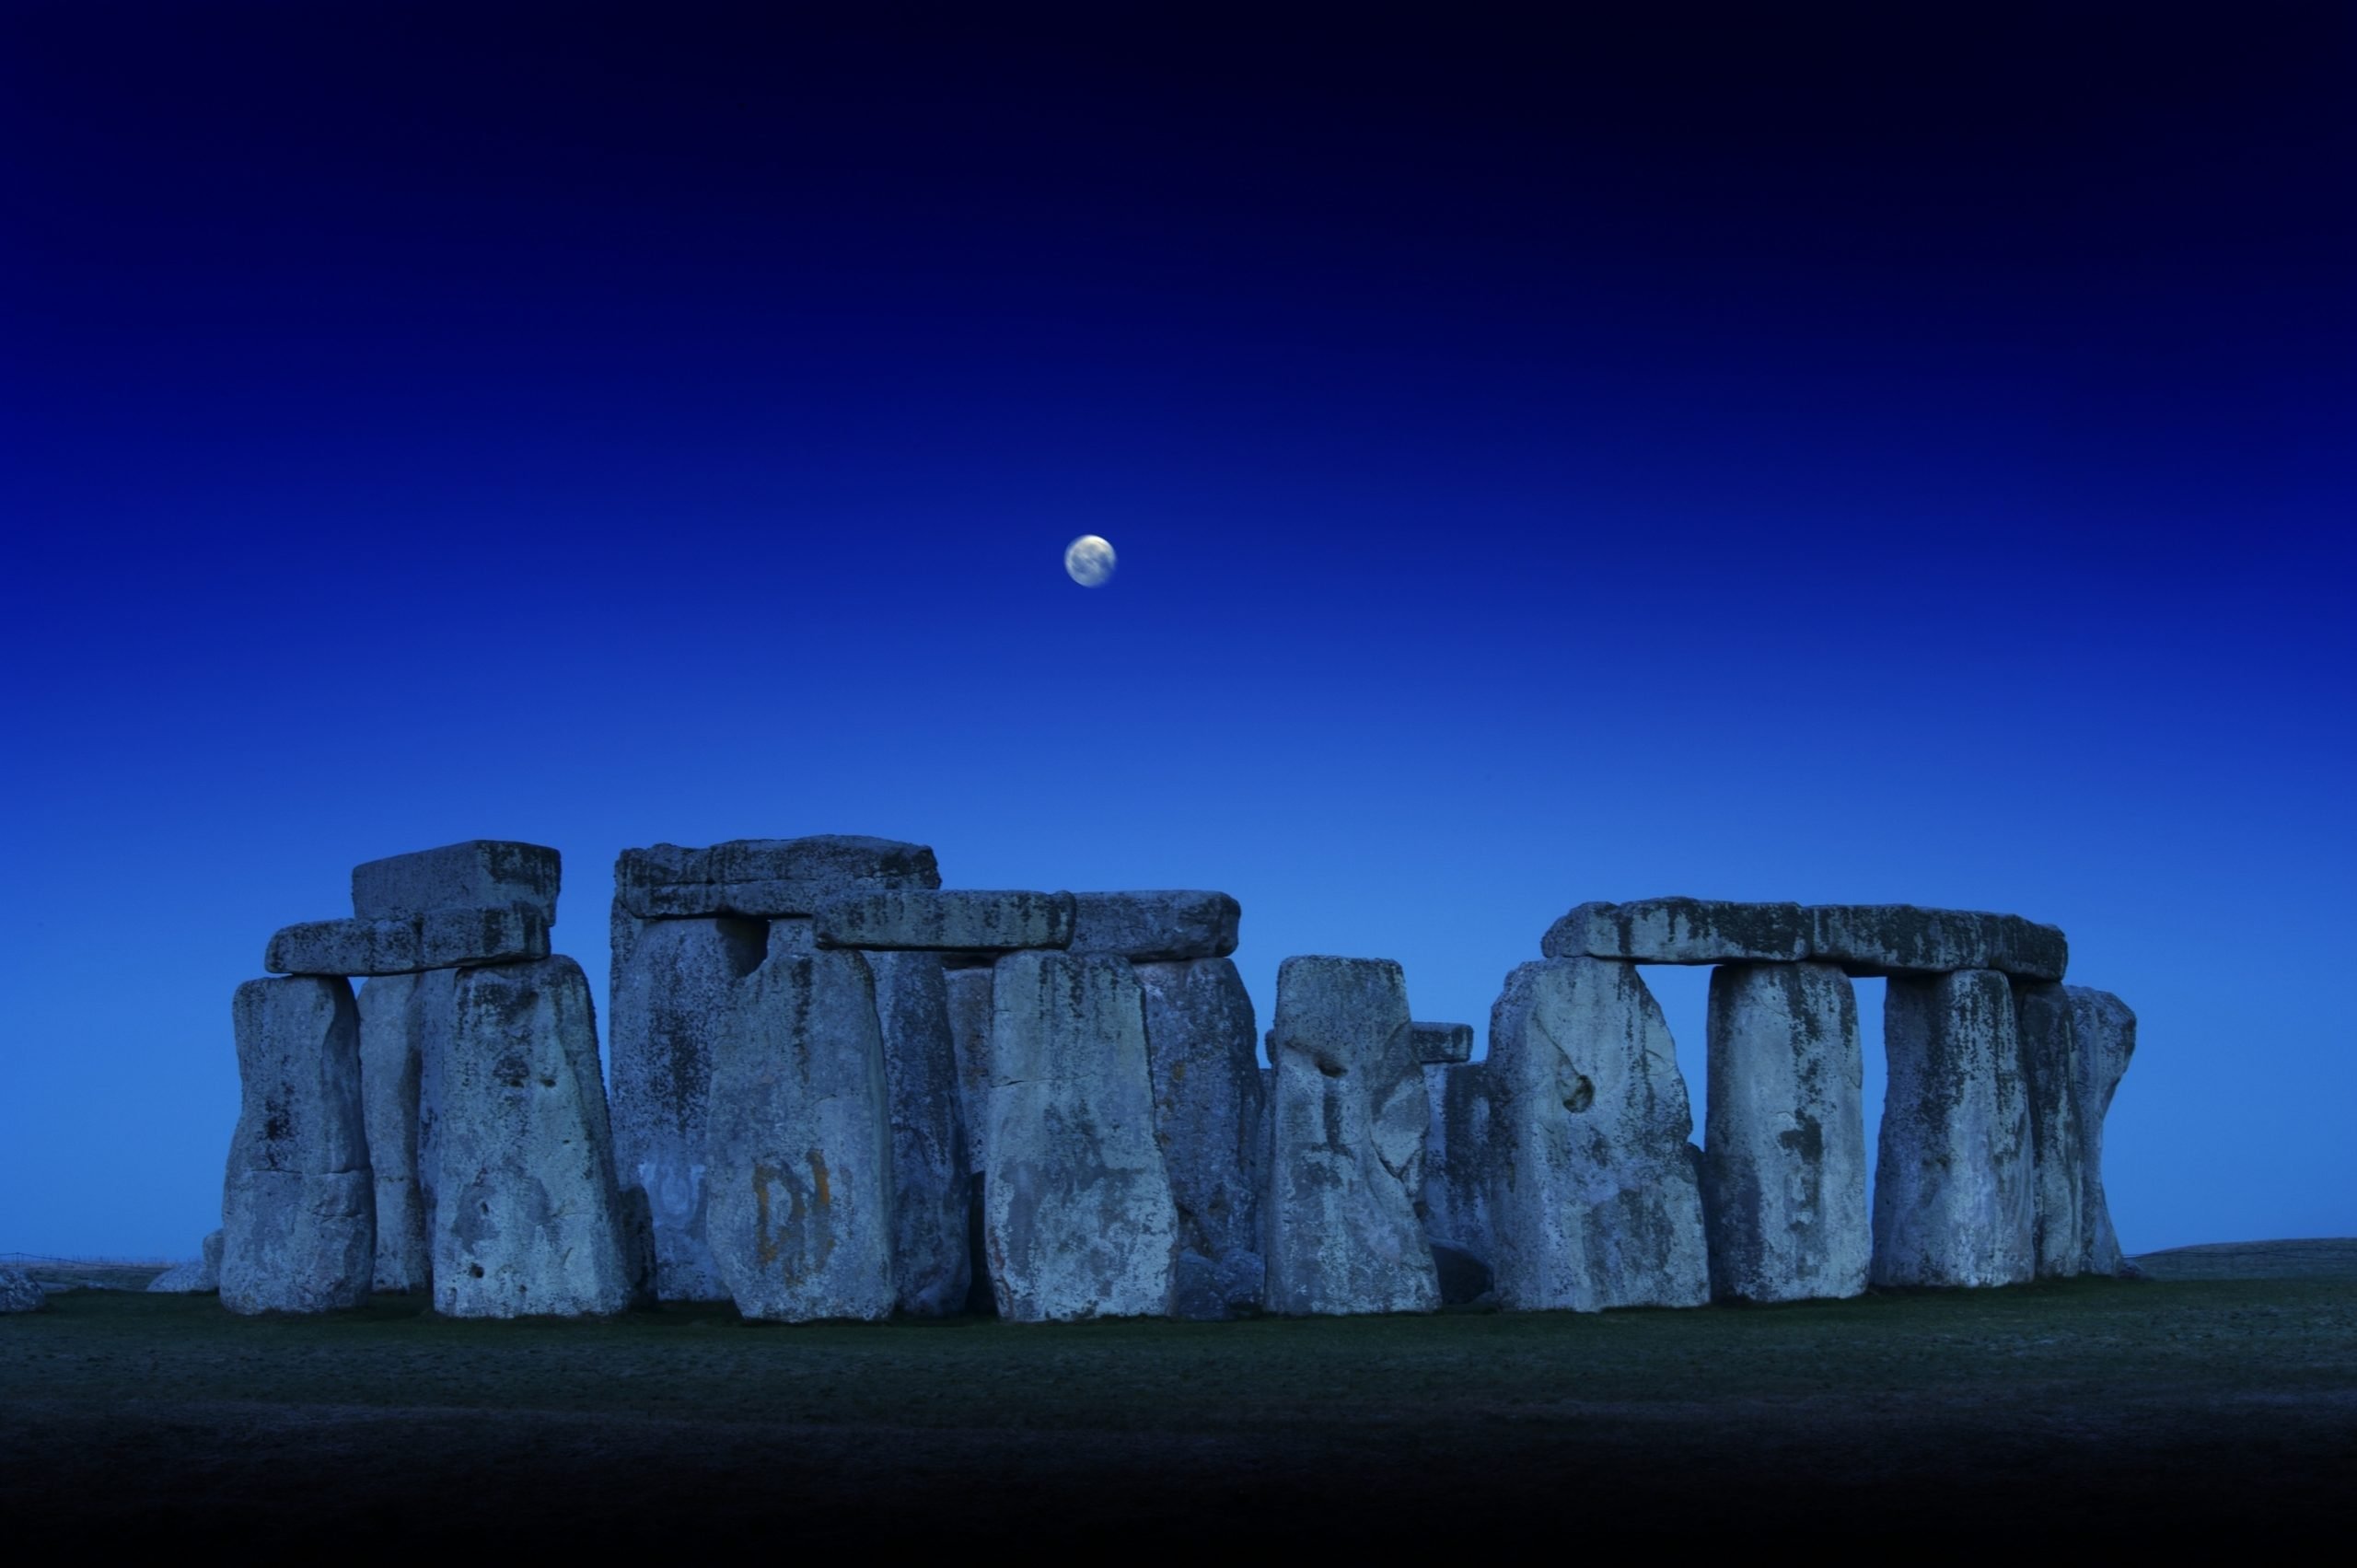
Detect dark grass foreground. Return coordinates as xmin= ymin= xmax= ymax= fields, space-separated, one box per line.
xmin=6 ymin=1277 xmax=2354 ymax=1549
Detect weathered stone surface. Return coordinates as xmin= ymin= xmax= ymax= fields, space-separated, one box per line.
xmin=1808 ymin=905 xmax=2067 ymax=982
xmin=818 ymin=889 xmax=1074 ymax=953
xmin=1411 ymin=1021 xmax=1474 ymax=1064
xmin=616 ymin=836 xmax=940 ymax=920
xmin=1068 ymin=891 xmax=1241 ymax=962
xmin=1135 ymin=958 xmax=1266 ymax=1319
xmin=1485 ymin=958 xmax=1710 ymax=1312
xmin=866 ymin=949 xmax=971 ymax=1317
xmin=433 ymin=957 xmax=640 ymax=1317
xmin=704 ymin=950 xmax=897 ymax=1322
xmin=1872 ymin=970 xmax=2035 ymax=1288
xmin=1266 ymin=957 xmax=1438 ymax=1317
xmin=2068 ymin=986 xmax=2137 ymax=1275
xmin=357 ymin=972 xmax=455 ymax=1293
xmin=945 ymin=968 xmax=994 ymax=1178
xmin=0 ymin=1266 xmax=45 ymax=1312
xmin=608 ymin=914 xmax=772 ymax=1300
xmin=147 ymin=1230 xmax=226 ymax=1293
xmin=220 ymin=976 xmax=374 ymax=1315
xmin=1702 ymin=963 xmax=1870 ymax=1302
xmin=2014 ymin=981 xmax=2086 ymax=1278
xmin=1543 ymin=899 xmax=1809 ymax=966
xmin=352 ymin=841 xmax=562 ymax=926
xmin=1421 ymin=1060 xmax=1497 ymax=1304
xmin=265 ymin=908 xmax=549 ymax=977
xmin=983 ymin=952 xmax=1178 ymax=1321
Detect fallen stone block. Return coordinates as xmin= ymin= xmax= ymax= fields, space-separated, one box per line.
xmin=1068 ymin=891 xmax=1242 ymax=962
xmin=357 ymin=971 xmax=458 ymax=1294
xmin=2067 ymin=986 xmax=2138 ymax=1275
xmin=818 ymin=889 xmax=1074 ymax=953
xmin=265 ymin=908 xmax=549 ymax=977
xmin=1411 ymin=1021 xmax=1474 ymax=1063
xmin=984 ymin=952 xmax=1178 ymax=1321
xmin=0 ymin=1266 xmax=45 ymax=1313
xmin=616 ymin=836 xmax=940 ymax=920
xmin=1136 ymin=958 xmax=1267 ymax=1319
xmin=1486 ymin=958 xmax=1710 ymax=1312
xmin=866 ymin=949 xmax=972 ymax=1317
xmin=704 ymin=950 xmax=899 ymax=1322
xmin=1542 ymin=898 xmax=1809 ymax=966
xmin=1702 ymin=963 xmax=1870 ymax=1302
xmin=1265 ymin=956 xmax=1439 ymax=1317
xmin=2014 ymin=981 xmax=2086 ymax=1277
xmin=147 ymin=1229 xmax=226 ymax=1294
xmin=433 ymin=957 xmax=641 ymax=1317
xmin=220 ymin=976 xmax=374 ymax=1315
xmin=1872 ymin=970 xmax=2035 ymax=1287
xmin=1807 ymin=905 xmax=2067 ymax=981
xmin=1421 ymin=1059 xmax=1497 ymax=1304
xmin=352 ymin=840 xmax=561 ymax=926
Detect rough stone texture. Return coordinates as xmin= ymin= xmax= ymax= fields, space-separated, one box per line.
xmin=147 ymin=1230 xmax=226 ymax=1293
xmin=1411 ymin=1021 xmax=1474 ymax=1064
xmin=1265 ymin=956 xmax=1439 ymax=1317
xmin=219 ymin=976 xmax=374 ymax=1315
xmin=616 ymin=836 xmax=940 ymax=920
xmin=2067 ymin=986 xmax=2138 ymax=1275
xmin=703 ymin=950 xmax=898 ymax=1322
xmin=1702 ymin=963 xmax=1870 ymax=1303
xmin=2014 ymin=981 xmax=2086 ymax=1278
xmin=433 ymin=957 xmax=640 ymax=1318
xmin=1808 ymin=905 xmax=2068 ymax=982
xmin=1135 ymin=958 xmax=1266 ymax=1318
xmin=865 ymin=949 xmax=972 ymax=1316
xmin=0 ymin=1266 xmax=45 ymax=1312
xmin=608 ymin=914 xmax=772 ymax=1300
xmin=266 ymin=908 xmax=549 ymax=978
xmin=1872 ymin=970 xmax=2035 ymax=1288
xmin=983 ymin=952 xmax=1178 ymax=1321
xmin=945 ymin=968 xmax=995 ymax=1177
xmin=818 ymin=889 xmax=1074 ymax=954
xmin=1068 ymin=891 xmax=1241 ymax=962
xmin=356 ymin=972 xmax=454 ymax=1294
xmin=351 ymin=840 xmax=561 ymax=927
xmin=1543 ymin=899 xmax=1810 ymax=966
xmin=1421 ymin=1060 xmax=1497 ymax=1304
xmin=1485 ymin=958 xmax=1710 ymax=1312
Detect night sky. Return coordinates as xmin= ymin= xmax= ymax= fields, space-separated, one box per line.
xmin=3 ymin=4 xmax=2350 ymax=1259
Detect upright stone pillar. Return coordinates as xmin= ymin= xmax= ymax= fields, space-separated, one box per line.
xmin=2067 ymin=986 xmax=2137 ymax=1274
xmin=1486 ymin=958 xmax=1709 ymax=1312
xmin=1872 ymin=970 xmax=2034 ymax=1287
xmin=355 ymin=970 xmax=456 ymax=1293
xmin=703 ymin=951 xmax=898 ymax=1322
xmin=219 ymin=976 xmax=374 ymax=1315
xmin=2013 ymin=981 xmax=2086 ymax=1277
xmin=1265 ymin=956 xmax=1438 ymax=1317
xmin=984 ymin=952 xmax=1178 ymax=1321
xmin=1135 ymin=958 xmax=1266 ymax=1318
xmin=1702 ymin=963 xmax=1869 ymax=1302
xmin=944 ymin=964 xmax=997 ymax=1315
xmin=865 ymin=949 xmax=971 ymax=1316
xmin=1421 ymin=1057 xmax=1498 ymax=1305
xmin=434 ymin=957 xmax=640 ymax=1317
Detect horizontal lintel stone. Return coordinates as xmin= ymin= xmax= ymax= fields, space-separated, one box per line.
xmin=1540 ymin=898 xmax=2066 ymax=980
xmin=352 ymin=841 xmax=561 ymax=926
xmin=615 ymin=835 xmax=939 ymax=919
xmin=1066 ymin=890 xmax=1241 ymax=962
xmin=815 ymin=889 xmax=1074 ymax=953
xmin=265 ymin=908 xmax=549 ymax=977
xmin=1543 ymin=899 xmax=1810 ymax=965
xmin=1411 ymin=1021 xmax=1475 ymax=1064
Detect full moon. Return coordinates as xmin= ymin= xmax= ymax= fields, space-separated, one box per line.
xmin=1064 ymin=534 xmax=1117 ymax=587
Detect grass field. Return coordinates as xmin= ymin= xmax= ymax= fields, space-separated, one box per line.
xmin=6 ymin=1268 xmax=2355 ymax=1548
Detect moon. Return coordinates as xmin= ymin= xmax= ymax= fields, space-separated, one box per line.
xmin=1064 ymin=534 xmax=1116 ymax=587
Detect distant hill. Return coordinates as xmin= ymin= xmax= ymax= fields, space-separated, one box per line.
xmin=2131 ymin=1238 xmax=2357 ymax=1282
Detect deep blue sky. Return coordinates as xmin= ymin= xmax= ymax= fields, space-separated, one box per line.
xmin=3 ymin=5 xmax=2350 ymax=1260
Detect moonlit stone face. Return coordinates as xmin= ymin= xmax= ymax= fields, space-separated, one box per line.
xmin=1064 ymin=534 xmax=1116 ymax=587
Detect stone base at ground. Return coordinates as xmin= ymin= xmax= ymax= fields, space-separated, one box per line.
xmin=146 ymin=1229 xmax=226 ymax=1294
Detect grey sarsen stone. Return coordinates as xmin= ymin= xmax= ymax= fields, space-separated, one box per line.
xmin=352 ymin=841 xmax=561 ymax=927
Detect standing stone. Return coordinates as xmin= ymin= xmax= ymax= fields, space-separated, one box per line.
xmin=984 ymin=952 xmax=1178 ymax=1321
xmin=945 ymin=965 xmax=997 ymax=1315
xmin=434 ymin=957 xmax=639 ymax=1317
xmin=1486 ymin=958 xmax=1710 ymax=1312
xmin=1 ymin=1266 xmax=45 ymax=1313
xmin=865 ymin=949 xmax=971 ymax=1316
xmin=2067 ymin=986 xmax=2138 ymax=1275
xmin=1873 ymin=970 xmax=2034 ymax=1288
xmin=2014 ymin=981 xmax=2086 ymax=1277
xmin=147 ymin=1229 xmax=226 ymax=1293
xmin=352 ymin=840 xmax=562 ymax=926
xmin=608 ymin=915 xmax=773 ymax=1299
xmin=1135 ymin=958 xmax=1266 ymax=1318
xmin=1702 ymin=963 xmax=1870 ymax=1303
xmin=219 ymin=976 xmax=374 ymax=1315
xmin=1265 ymin=956 xmax=1438 ymax=1317
xmin=1421 ymin=1059 xmax=1497 ymax=1304
xmin=356 ymin=971 xmax=456 ymax=1293
xmin=703 ymin=951 xmax=898 ymax=1322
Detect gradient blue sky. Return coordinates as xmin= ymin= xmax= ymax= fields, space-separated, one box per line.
xmin=3 ymin=4 xmax=2350 ymax=1260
